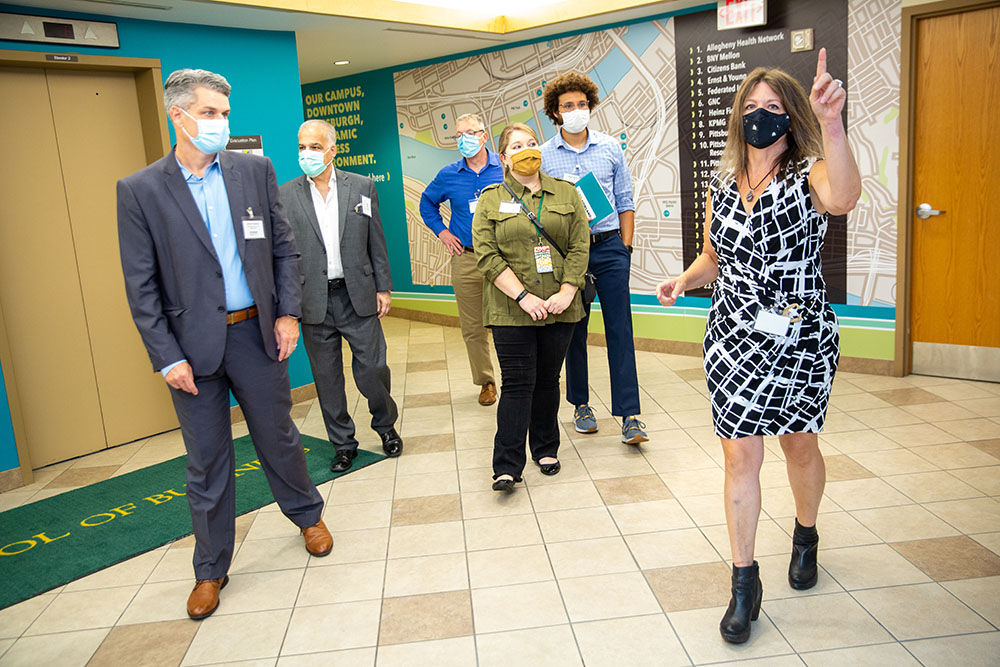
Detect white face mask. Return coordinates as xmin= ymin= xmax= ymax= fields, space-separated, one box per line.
xmin=560 ymin=108 xmax=590 ymax=134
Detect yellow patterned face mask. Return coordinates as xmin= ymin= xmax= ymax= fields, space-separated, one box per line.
xmin=509 ymin=148 xmax=541 ymax=176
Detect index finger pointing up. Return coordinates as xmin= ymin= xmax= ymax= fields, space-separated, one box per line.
xmin=816 ymin=47 xmax=827 ymax=79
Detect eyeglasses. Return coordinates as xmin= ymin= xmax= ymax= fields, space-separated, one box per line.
xmin=558 ymin=101 xmax=590 ymax=111
xmin=451 ymin=129 xmax=485 ymax=141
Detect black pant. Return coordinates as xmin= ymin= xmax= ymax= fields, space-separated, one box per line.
xmin=490 ymin=322 xmax=576 ymax=481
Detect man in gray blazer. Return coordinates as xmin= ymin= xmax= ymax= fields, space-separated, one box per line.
xmin=117 ymin=69 xmax=331 ymax=621
xmin=279 ymin=119 xmax=402 ymax=474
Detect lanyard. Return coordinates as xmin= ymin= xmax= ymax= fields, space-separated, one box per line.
xmin=519 ymin=192 xmax=545 ymax=243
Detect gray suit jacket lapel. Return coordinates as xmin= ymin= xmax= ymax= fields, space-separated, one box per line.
xmin=219 ymin=151 xmax=247 ymax=262
xmin=296 ymin=175 xmax=325 ymax=246
xmin=337 ymin=169 xmax=352 ymax=243
xmin=162 ymin=151 xmax=218 ymax=260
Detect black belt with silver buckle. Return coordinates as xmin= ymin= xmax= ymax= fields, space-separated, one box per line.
xmin=590 ymin=229 xmax=620 ymax=244
xmin=328 ymin=278 xmax=346 ymax=290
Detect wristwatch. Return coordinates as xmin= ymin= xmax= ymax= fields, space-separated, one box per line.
xmin=625 ymin=245 xmax=633 ymax=255
xmin=515 ymin=289 xmax=529 ymax=302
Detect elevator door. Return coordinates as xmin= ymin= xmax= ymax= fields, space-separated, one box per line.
xmin=0 ymin=66 xmax=177 ymax=467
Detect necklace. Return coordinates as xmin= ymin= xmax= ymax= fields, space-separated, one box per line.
xmin=744 ymin=162 xmax=777 ymax=202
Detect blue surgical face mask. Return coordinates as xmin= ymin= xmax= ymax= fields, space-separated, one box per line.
xmin=457 ymin=132 xmax=483 ymax=159
xmin=179 ymin=107 xmax=230 ymax=155
xmin=298 ymin=149 xmax=333 ymax=178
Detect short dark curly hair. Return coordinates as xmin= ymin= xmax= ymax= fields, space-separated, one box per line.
xmin=543 ymin=72 xmax=600 ymax=125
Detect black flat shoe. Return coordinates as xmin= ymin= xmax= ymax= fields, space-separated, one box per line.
xmin=330 ymin=449 xmax=358 ymax=473
xmin=788 ymin=518 xmax=819 ymax=590
xmin=379 ymin=428 xmax=403 ymax=458
xmin=535 ymin=460 xmax=561 ymax=476
xmin=492 ymin=478 xmax=515 ymax=492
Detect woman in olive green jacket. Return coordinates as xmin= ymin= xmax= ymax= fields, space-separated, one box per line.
xmin=472 ymin=122 xmax=590 ymax=492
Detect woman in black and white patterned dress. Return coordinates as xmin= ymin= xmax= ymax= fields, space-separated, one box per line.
xmin=656 ymin=49 xmax=861 ymax=644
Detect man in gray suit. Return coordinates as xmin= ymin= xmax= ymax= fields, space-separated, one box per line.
xmin=117 ymin=70 xmax=332 ymax=621
xmin=279 ymin=119 xmax=402 ymax=474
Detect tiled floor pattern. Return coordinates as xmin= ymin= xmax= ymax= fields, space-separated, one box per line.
xmin=1 ymin=317 xmax=999 ymax=666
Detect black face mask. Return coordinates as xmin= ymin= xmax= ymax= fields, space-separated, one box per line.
xmin=742 ymin=108 xmax=791 ymax=148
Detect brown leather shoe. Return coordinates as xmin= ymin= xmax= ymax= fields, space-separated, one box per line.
xmin=301 ymin=519 xmax=333 ymax=557
xmin=187 ymin=575 xmax=228 ymax=620
xmin=478 ymin=382 xmax=497 ymax=406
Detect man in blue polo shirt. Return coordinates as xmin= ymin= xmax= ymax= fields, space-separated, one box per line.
xmin=540 ymin=72 xmax=647 ymax=446
xmin=419 ymin=112 xmax=504 ymax=406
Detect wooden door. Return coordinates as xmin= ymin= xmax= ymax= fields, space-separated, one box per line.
xmin=910 ymin=4 xmax=1000 ymax=381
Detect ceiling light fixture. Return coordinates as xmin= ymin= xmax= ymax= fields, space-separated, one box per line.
xmin=74 ymin=0 xmax=172 ymax=10
xmin=334 ymin=60 xmax=350 ymax=65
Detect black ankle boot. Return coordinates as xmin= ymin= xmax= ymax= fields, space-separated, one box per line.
xmin=788 ymin=518 xmax=819 ymax=590
xmin=719 ymin=561 xmax=762 ymax=644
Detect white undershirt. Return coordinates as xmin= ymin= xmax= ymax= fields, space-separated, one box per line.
xmin=307 ymin=171 xmax=344 ymax=280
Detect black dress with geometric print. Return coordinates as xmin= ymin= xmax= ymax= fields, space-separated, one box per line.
xmin=703 ymin=159 xmax=839 ymax=439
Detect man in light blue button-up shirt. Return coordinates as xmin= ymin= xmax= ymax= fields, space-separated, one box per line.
xmin=540 ymin=72 xmax=647 ymax=446
xmin=117 ymin=69 xmax=330 ymax=621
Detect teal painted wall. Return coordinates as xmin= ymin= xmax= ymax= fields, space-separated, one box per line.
xmin=0 ymin=4 xmax=311 ymax=471
xmin=0 ymin=358 xmax=17 ymax=471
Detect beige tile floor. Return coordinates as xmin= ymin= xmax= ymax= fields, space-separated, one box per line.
xmin=1 ymin=317 xmax=999 ymax=666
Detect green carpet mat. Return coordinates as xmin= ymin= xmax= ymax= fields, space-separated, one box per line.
xmin=0 ymin=434 xmax=384 ymax=610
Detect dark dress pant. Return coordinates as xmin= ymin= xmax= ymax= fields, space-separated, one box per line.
xmin=168 ymin=317 xmax=324 ymax=580
xmin=491 ymin=322 xmax=575 ymax=481
xmin=564 ymin=234 xmax=641 ymax=416
xmin=301 ymin=284 xmax=398 ymax=453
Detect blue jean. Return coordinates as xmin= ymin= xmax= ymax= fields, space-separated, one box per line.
xmin=564 ymin=233 xmax=641 ymax=416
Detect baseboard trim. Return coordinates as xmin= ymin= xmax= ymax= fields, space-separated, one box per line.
xmin=370 ymin=310 xmax=898 ymax=376
xmin=391 ymin=307 xmax=461 ymax=328
xmin=0 ymin=466 xmax=25 ymax=493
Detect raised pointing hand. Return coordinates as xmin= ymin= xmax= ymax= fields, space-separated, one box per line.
xmin=810 ymin=47 xmax=845 ymax=124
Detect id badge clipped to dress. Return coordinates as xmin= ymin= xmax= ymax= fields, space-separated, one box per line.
xmin=753 ymin=307 xmax=790 ymax=338
xmin=242 ymin=207 xmax=265 ymax=240
xmin=534 ymin=243 xmax=554 ymax=273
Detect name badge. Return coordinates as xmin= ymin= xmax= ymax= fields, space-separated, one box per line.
xmin=753 ymin=308 xmax=790 ymax=338
xmin=242 ymin=217 xmax=265 ymax=240
xmin=562 ymin=172 xmax=581 ymax=184
xmin=468 ymin=198 xmax=479 ymax=214
xmin=534 ymin=245 xmax=553 ymax=273
xmin=359 ymin=195 xmax=372 ymax=217
xmin=499 ymin=200 xmax=521 ymax=214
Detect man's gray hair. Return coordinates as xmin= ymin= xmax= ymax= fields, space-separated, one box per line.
xmin=163 ymin=69 xmax=231 ymax=115
xmin=456 ymin=112 xmax=485 ymax=130
xmin=299 ymin=119 xmax=337 ymax=146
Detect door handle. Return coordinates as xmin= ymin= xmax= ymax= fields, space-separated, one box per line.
xmin=916 ymin=203 xmax=945 ymax=219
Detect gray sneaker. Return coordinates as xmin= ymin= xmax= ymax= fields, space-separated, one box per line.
xmin=573 ymin=404 xmax=598 ymax=433
xmin=622 ymin=416 xmax=648 ymax=445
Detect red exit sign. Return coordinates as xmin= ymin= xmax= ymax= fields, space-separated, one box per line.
xmin=718 ymin=0 xmax=767 ymax=30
